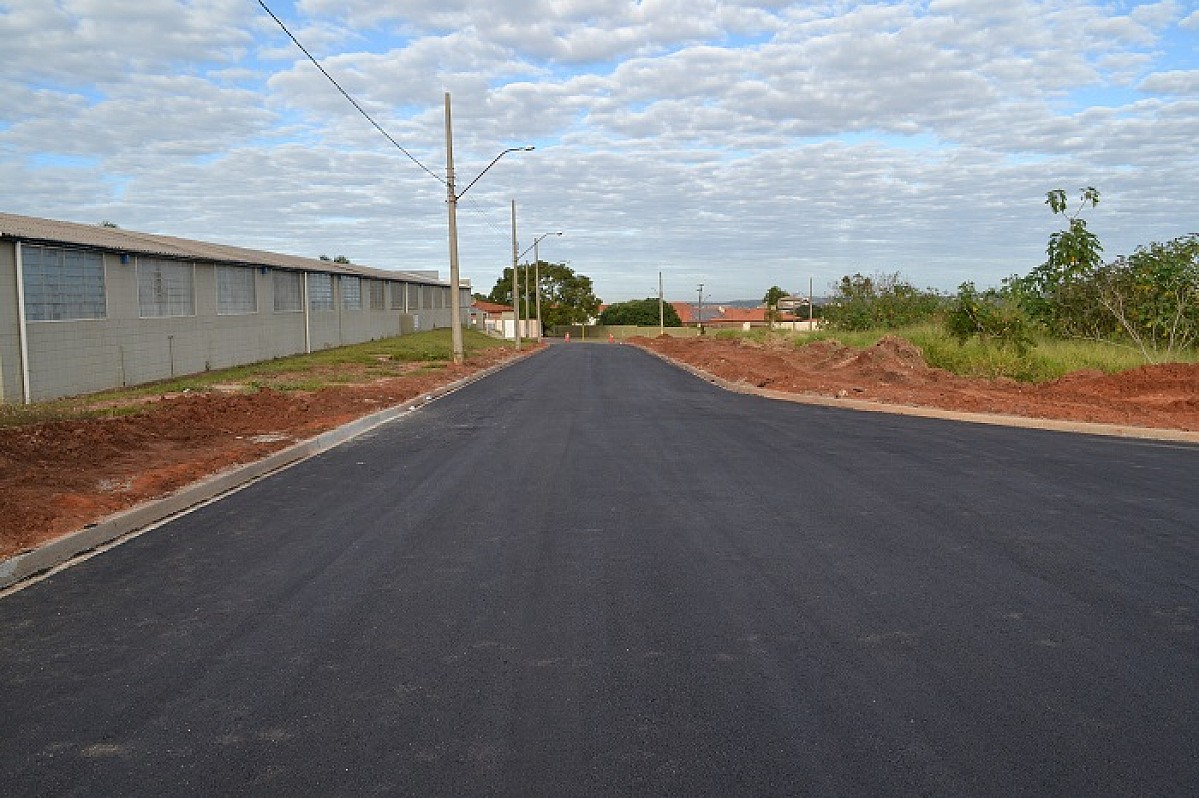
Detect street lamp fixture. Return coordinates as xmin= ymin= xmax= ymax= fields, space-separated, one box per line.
xmin=445 ymin=92 xmax=533 ymax=364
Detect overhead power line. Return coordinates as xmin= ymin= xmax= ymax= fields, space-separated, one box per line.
xmin=256 ymin=0 xmax=444 ymax=184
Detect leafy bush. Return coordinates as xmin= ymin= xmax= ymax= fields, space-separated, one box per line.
xmin=599 ymin=298 xmax=682 ymax=327
xmin=821 ymin=272 xmax=942 ymax=331
xmin=945 ymin=282 xmax=1035 ymax=356
xmin=1089 ymin=234 xmax=1199 ymax=362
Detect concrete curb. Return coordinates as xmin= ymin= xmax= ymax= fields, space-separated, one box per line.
xmin=0 ymin=350 xmax=535 ymax=591
xmin=637 ymin=345 xmax=1199 ymax=446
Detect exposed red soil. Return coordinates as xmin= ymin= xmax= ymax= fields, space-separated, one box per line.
xmin=632 ymin=334 xmax=1199 ymax=430
xmin=3 ymin=336 xmax=1197 ymax=562
xmin=0 ymin=347 xmax=523 ymax=560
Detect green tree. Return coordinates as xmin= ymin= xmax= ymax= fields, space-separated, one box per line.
xmin=762 ymin=285 xmax=787 ymax=326
xmin=487 ymin=261 xmax=601 ymax=327
xmin=1017 ymin=187 xmax=1103 ymax=333
xmin=822 ymin=272 xmax=942 ymax=331
xmin=1091 ymin=234 xmax=1199 ymax=362
xmin=599 ymin=298 xmax=683 ymax=327
xmin=945 ymin=282 xmax=1034 ymax=356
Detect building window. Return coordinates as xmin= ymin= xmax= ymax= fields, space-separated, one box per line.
xmin=21 ymin=245 xmax=107 ymax=321
xmin=309 ymin=273 xmax=334 ymax=311
xmin=389 ymin=281 xmax=405 ymax=310
xmin=217 ymin=265 xmax=257 ymax=315
xmin=138 ymin=257 xmax=194 ymax=317
xmin=273 ymin=270 xmax=303 ymax=312
xmin=342 ymin=276 xmax=362 ymax=310
xmin=369 ymin=280 xmax=385 ymax=311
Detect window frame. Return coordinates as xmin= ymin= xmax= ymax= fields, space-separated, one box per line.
xmin=21 ymin=244 xmax=107 ymax=322
xmin=216 ymin=265 xmax=258 ymax=316
xmin=137 ymin=256 xmax=196 ymax=319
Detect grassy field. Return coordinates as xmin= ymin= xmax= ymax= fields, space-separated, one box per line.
xmin=0 ymin=329 xmax=511 ymax=429
xmin=720 ymin=324 xmax=1198 ymax=383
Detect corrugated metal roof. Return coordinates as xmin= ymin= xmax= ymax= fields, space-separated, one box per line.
xmin=0 ymin=212 xmax=450 ymax=286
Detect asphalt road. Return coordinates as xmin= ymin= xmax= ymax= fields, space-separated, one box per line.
xmin=2 ymin=342 xmax=1197 ymax=796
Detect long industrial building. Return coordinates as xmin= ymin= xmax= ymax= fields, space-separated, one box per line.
xmin=0 ymin=213 xmax=468 ymax=403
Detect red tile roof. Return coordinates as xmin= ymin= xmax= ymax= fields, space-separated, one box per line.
xmin=671 ymin=302 xmax=696 ymax=323
xmin=472 ymin=300 xmax=512 ymax=314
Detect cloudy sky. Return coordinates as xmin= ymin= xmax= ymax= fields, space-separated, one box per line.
xmin=2 ymin=1 xmax=1197 ymax=302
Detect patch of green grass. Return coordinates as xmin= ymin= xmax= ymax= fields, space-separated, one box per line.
xmin=0 ymin=329 xmax=509 ymax=428
xmin=733 ymin=323 xmax=1197 ymax=383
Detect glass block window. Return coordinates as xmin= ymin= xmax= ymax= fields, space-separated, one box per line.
xmin=309 ymin=273 xmax=334 ymax=311
xmin=368 ymin=280 xmax=385 ymax=311
xmin=273 ymin=270 xmax=303 ymax=312
xmin=341 ymin=276 xmax=362 ymax=310
xmin=217 ymin=265 xmax=257 ymax=315
xmin=138 ymin=257 xmax=195 ymax=317
xmin=21 ymin=245 xmax=106 ymax=321
xmin=389 ymin=282 xmax=405 ymax=310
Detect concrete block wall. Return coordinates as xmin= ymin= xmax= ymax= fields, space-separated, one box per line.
xmin=0 ymin=241 xmax=461 ymax=402
xmin=0 ymin=245 xmax=19 ymax=403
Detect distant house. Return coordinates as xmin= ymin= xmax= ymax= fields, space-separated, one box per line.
xmin=777 ymin=293 xmax=812 ymax=314
xmin=704 ymin=306 xmax=814 ymax=332
xmin=0 ymin=212 xmax=470 ymax=403
xmin=469 ymin=299 xmax=539 ymax=340
xmin=471 ymin=300 xmax=513 ymax=336
xmin=671 ymin=301 xmax=696 ymax=325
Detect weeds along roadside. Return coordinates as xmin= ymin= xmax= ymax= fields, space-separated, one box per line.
xmin=718 ymin=324 xmax=1199 ymax=383
xmin=0 ymin=329 xmax=512 ymax=430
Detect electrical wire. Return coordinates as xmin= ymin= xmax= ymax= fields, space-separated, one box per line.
xmin=256 ymin=0 xmax=445 ymax=185
xmin=464 ymin=195 xmax=511 ymax=242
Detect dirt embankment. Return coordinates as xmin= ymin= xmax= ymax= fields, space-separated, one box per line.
xmin=0 ymin=347 xmax=520 ymax=559
xmin=632 ymin=334 xmax=1199 ymax=431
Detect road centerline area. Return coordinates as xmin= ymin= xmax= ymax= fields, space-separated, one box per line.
xmin=2 ymin=343 xmax=1196 ymax=795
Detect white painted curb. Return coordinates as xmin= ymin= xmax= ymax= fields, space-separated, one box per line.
xmin=637 ymin=345 xmax=1199 ymax=446
xmin=1 ymin=352 xmax=534 ymax=591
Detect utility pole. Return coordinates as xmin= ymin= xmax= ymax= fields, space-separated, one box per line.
xmin=809 ymin=275 xmax=814 ymax=328
xmin=534 ymin=240 xmax=544 ymax=343
xmin=658 ymin=271 xmax=665 ymax=336
xmin=697 ymin=283 xmax=704 ymax=335
xmin=444 ymin=93 xmax=464 ymax=364
xmin=510 ymin=200 xmax=520 ymax=351
xmin=442 ymin=92 xmax=532 ymax=362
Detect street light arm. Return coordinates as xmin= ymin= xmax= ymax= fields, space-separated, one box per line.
xmin=457 ymin=145 xmax=535 ymax=199
xmin=518 ymin=230 xmax=563 ymax=261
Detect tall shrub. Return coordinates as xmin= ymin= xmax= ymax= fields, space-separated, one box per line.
xmin=822 ymin=272 xmax=942 ymax=331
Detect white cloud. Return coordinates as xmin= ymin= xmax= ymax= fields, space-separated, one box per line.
xmin=3 ymin=0 xmax=1197 ymax=301
xmin=1138 ymin=69 xmax=1199 ymax=95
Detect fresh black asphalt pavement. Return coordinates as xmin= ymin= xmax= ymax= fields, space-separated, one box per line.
xmin=2 ymin=342 xmax=1197 ymax=795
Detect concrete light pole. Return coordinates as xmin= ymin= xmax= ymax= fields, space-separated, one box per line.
xmin=444 ymin=92 xmax=532 ymax=363
xmin=510 ymin=200 xmax=521 ymax=351
xmin=659 ymin=271 xmax=665 ymax=336
xmin=532 ymin=231 xmax=561 ymax=342
xmin=697 ymin=283 xmax=705 ymax=335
